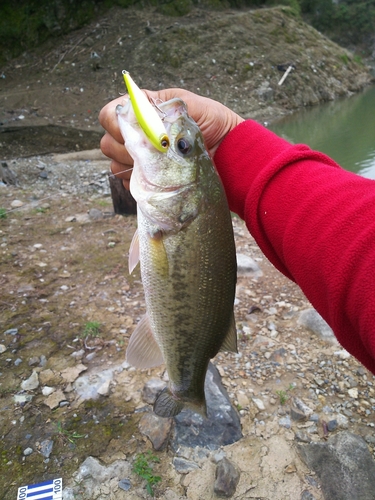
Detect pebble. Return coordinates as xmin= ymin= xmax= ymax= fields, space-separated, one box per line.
xmin=40 ymin=439 xmax=54 ymax=458
xmin=252 ymin=398 xmax=265 ymax=411
xmin=236 ymin=253 xmax=262 ymax=277
xmin=11 ymin=200 xmax=24 ymax=208
xmin=21 ymin=371 xmax=39 ymax=391
xmin=0 ymin=344 xmax=6 ymax=354
xmin=44 ymin=389 xmax=66 ymax=409
xmin=14 ymin=394 xmax=33 ymax=404
xmin=348 ymin=388 xmax=359 ymax=399
xmin=279 ymin=416 xmax=292 ymax=429
xmin=118 ymin=478 xmax=131 ymax=491
xmin=214 ymin=458 xmax=240 ymax=498
xmin=4 ymin=328 xmax=18 ymax=335
xmin=298 ymin=308 xmax=336 ymax=341
xmin=173 ymin=457 xmax=200 ymax=474
xmin=23 ymin=447 xmax=33 ymax=456
xmin=138 ymin=412 xmax=172 ymax=451
xmin=42 ymin=386 xmax=55 ymax=396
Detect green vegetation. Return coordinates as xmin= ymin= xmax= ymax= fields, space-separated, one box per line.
xmin=1 ymin=0 xmax=373 ymax=66
xmin=275 ymin=383 xmax=295 ymax=405
xmin=133 ymin=451 xmax=161 ymax=497
xmin=0 ymin=208 xmax=7 ymax=219
xmin=300 ymin=0 xmax=375 ymax=52
xmin=81 ymin=321 xmax=101 ymax=338
xmin=55 ymin=421 xmax=86 ymax=444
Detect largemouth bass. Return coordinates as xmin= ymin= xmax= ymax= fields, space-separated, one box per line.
xmin=117 ymin=96 xmax=237 ymax=417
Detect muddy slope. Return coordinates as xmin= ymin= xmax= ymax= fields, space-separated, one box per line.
xmin=0 ymin=5 xmax=373 ymax=141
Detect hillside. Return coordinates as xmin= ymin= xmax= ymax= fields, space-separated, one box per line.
xmin=0 ymin=5 xmax=373 ymax=146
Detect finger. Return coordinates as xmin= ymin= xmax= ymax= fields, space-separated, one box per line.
xmin=109 ymin=159 xmax=132 ymax=182
xmin=99 ymin=96 xmax=128 ymax=144
xmin=100 ymin=132 xmax=133 ymax=166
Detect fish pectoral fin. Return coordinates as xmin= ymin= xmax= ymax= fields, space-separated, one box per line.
xmin=219 ymin=312 xmax=238 ymax=353
xmin=126 ymin=314 xmax=164 ymax=368
xmin=128 ymin=229 xmax=140 ymax=274
xmin=149 ymin=230 xmax=169 ymax=278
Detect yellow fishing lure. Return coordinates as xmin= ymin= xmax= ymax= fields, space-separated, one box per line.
xmin=122 ymin=70 xmax=169 ymax=153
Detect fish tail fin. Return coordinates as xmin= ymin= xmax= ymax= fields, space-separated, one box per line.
xmin=153 ymin=387 xmax=207 ymax=418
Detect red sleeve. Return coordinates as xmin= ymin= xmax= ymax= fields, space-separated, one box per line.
xmin=214 ymin=119 xmax=375 ymax=374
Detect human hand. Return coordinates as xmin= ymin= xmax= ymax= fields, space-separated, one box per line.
xmin=99 ymin=88 xmax=243 ymax=190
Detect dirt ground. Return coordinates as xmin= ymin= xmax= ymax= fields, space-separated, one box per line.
xmin=0 ymin=5 xmax=375 ymax=500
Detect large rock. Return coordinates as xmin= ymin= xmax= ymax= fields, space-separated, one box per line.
xmin=170 ymin=363 xmax=242 ymax=450
xmin=298 ymin=431 xmax=375 ymax=500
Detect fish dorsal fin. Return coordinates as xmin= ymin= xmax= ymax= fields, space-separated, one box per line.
xmin=128 ymin=229 xmax=140 ymax=274
xmin=126 ymin=314 xmax=164 ymax=368
xmin=219 ymin=312 xmax=238 ymax=353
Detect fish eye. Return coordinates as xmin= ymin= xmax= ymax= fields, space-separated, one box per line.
xmin=177 ymin=137 xmax=192 ymax=155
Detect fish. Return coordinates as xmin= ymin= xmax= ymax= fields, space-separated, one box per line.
xmin=116 ymin=92 xmax=237 ymax=418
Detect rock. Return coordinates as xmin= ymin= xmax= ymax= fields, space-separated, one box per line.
xmin=61 ymin=363 xmax=87 ymax=383
xmin=10 ymin=199 xmax=24 ymax=208
xmin=348 ymin=387 xmax=358 ymax=399
xmin=301 ymin=491 xmax=317 ymax=500
xmin=256 ymin=81 xmax=274 ymax=102
xmin=97 ymin=379 xmax=111 ymax=396
xmin=23 ymin=447 xmax=33 ymax=456
xmin=236 ymin=253 xmax=262 ymax=277
xmin=14 ymin=394 xmax=33 ymax=404
xmin=0 ymin=344 xmax=6 ymax=354
xmin=74 ymin=366 xmax=119 ymax=400
xmin=298 ymin=308 xmax=336 ymax=342
xmin=118 ymin=478 xmax=131 ymax=491
xmin=88 ymin=208 xmax=103 ymax=220
xmin=173 ymin=457 xmax=200 ymax=474
xmin=236 ymin=392 xmax=250 ymax=408
xmin=252 ymin=398 xmax=265 ymax=411
xmin=21 ymin=370 xmax=39 ymax=391
xmin=170 ymin=363 xmax=242 ymax=450
xmin=0 ymin=162 xmax=18 ymax=185
xmin=39 ymin=171 xmax=48 ymax=179
xmin=290 ymin=397 xmax=313 ymax=421
xmin=298 ymin=431 xmax=375 ymax=500
xmin=40 ymin=439 xmax=54 ymax=458
xmin=214 ymin=458 xmax=240 ymax=498
xmin=44 ymin=389 xmax=66 ymax=409
xmin=327 ymin=419 xmax=338 ymax=432
xmin=28 ymin=356 xmax=40 ymax=366
xmin=279 ymin=416 xmax=291 ymax=429
xmin=138 ymin=412 xmax=172 ymax=451
xmin=142 ymin=378 xmax=166 ymax=405
xmin=42 ymin=386 xmax=55 ymax=396
xmin=4 ymin=328 xmax=18 ymax=335
xmin=39 ymin=369 xmax=59 ymax=385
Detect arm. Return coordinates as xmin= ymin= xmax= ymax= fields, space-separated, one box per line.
xmin=215 ymin=120 xmax=375 ymax=374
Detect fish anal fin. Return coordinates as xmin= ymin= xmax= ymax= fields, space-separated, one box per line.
xmin=126 ymin=314 xmax=164 ymax=368
xmin=219 ymin=312 xmax=238 ymax=353
xmin=128 ymin=229 xmax=140 ymax=274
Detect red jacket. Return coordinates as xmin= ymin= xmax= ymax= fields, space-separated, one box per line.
xmin=215 ymin=120 xmax=375 ymax=374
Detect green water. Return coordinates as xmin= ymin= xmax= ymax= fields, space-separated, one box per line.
xmin=269 ymin=86 xmax=375 ymax=179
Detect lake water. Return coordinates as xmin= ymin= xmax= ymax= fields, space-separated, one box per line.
xmin=269 ymin=86 xmax=375 ymax=179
